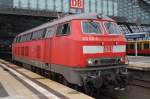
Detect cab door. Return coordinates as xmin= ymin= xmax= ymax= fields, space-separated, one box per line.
xmin=44 ymin=26 xmax=56 ymax=63
xmin=51 ymin=22 xmax=71 ymax=66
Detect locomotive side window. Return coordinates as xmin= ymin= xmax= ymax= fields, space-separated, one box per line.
xmin=17 ymin=36 xmax=21 ymax=43
xmin=56 ymin=25 xmax=62 ymax=35
xmin=82 ymin=21 xmax=101 ymax=34
xmin=18 ymin=33 xmax=32 ymax=43
xmin=13 ymin=37 xmax=17 ymax=43
xmin=26 ymin=33 xmax=32 ymax=41
xmin=32 ymin=29 xmax=45 ymax=40
xmin=105 ymin=22 xmax=121 ymax=34
xmin=45 ymin=26 xmax=55 ymax=38
xmin=24 ymin=34 xmax=28 ymax=41
xmin=19 ymin=36 xmax=22 ymax=42
xmin=56 ymin=23 xmax=70 ymax=36
xmin=15 ymin=37 xmax=18 ymax=43
xmin=32 ymin=32 xmax=38 ymax=40
xmin=16 ymin=37 xmax=19 ymax=43
xmin=62 ymin=24 xmax=70 ymax=35
xmin=20 ymin=35 xmax=24 ymax=42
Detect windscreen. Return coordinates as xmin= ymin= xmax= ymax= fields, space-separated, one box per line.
xmin=82 ymin=21 xmax=102 ymax=34
xmin=105 ymin=22 xmax=121 ymax=34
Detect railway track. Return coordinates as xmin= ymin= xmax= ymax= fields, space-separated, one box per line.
xmin=130 ymin=79 xmax=150 ymax=89
xmin=128 ymin=69 xmax=150 ymax=90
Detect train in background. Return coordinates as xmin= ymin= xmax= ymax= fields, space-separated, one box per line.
xmin=125 ymin=32 xmax=150 ymax=55
xmin=127 ymin=40 xmax=150 ymax=55
xmin=12 ymin=13 xmax=129 ymax=95
xmin=0 ymin=36 xmax=13 ymax=55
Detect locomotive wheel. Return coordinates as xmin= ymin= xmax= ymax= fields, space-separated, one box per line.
xmin=73 ymin=85 xmax=81 ymax=91
xmin=12 ymin=59 xmax=16 ymax=64
xmin=40 ymin=69 xmax=45 ymax=76
xmin=31 ymin=66 xmax=36 ymax=72
xmin=49 ymin=72 xmax=57 ymax=80
xmin=36 ymin=68 xmax=41 ymax=75
xmin=83 ymin=82 xmax=96 ymax=97
xmin=44 ymin=71 xmax=51 ymax=78
xmin=49 ymin=72 xmax=54 ymax=80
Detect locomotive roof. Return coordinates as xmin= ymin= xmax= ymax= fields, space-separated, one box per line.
xmin=17 ymin=13 xmax=114 ymax=36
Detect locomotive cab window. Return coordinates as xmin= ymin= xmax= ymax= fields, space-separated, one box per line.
xmin=105 ymin=22 xmax=121 ymax=34
xmin=82 ymin=21 xmax=102 ymax=34
xmin=56 ymin=23 xmax=70 ymax=36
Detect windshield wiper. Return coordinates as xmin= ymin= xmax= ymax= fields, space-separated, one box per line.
xmin=89 ymin=22 xmax=99 ymax=33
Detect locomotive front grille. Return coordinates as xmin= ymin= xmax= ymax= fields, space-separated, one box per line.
xmin=88 ymin=57 xmax=123 ymax=66
xmin=100 ymin=58 xmax=116 ymax=65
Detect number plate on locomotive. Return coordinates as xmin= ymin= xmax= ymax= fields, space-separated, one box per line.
xmin=104 ymin=46 xmax=113 ymax=52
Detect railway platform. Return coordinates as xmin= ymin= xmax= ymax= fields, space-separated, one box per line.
xmin=128 ymin=56 xmax=150 ymax=71
xmin=0 ymin=59 xmax=93 ymax=99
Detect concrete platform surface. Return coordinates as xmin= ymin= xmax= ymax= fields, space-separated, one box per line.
xmin=0 ymin=59 xmax=93 ymax=99
xmin=0 ymin=65 xmax=40 ymax=99
xmin=128 ymin=56 xmax=150 ymax=71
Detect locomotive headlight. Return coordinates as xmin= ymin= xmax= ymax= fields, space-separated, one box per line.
xmin=88 ymin=59 xmax=99 ymax=65
xmin=116 ymin=57 xmax=124 ymax=63
xmin=119 ymin=57 xmax=125 ymax=63
xmin=120 ymin=58 xmax=124 ymax=62
xmin=88 ymin=59 xmax=93 ymax=65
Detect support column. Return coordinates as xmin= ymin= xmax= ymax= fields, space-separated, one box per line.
xmin=28 ymin=0 xmax=30 ymax=9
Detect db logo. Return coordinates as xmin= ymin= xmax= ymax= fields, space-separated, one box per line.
xmin=104 ymin=46 xmax=113 ymax=52
xmin=70 ymin=0 xmax=84 ymax=9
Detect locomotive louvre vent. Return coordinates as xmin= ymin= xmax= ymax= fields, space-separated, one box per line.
xmin=100 ymin=58 xmax=122 ymax=65
xmin=36 ymin=46 xmax=41 ymax=58
xmin=88 ymin=58 xmax=122 ymax=66
xmin=100 ymin=58 xmax=116 ymax=64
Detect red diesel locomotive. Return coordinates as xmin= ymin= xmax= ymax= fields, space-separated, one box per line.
xmin=12 ymin=13 xmax=129 ymax=93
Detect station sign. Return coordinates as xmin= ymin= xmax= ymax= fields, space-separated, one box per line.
xmin=125 ymin=32 xmax=148 ymax=39
xmin=70 ymin=0 xmax=84 ymax=9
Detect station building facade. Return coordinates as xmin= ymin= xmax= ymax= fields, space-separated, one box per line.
xmin=0 ymin=0 xmax=118 ymax=16
xmin=1 ymin=0 xmax=149 ymax=24
xmin=0 ymin=0 xmax=150 ymax=38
